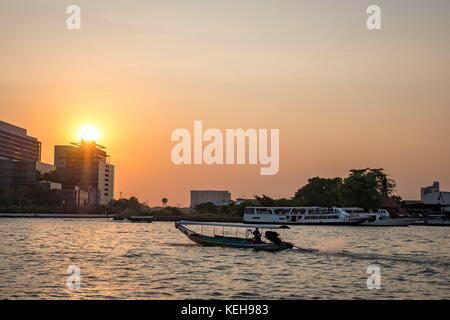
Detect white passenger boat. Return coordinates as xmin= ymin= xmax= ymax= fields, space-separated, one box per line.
xmin=243 ymin=207 xmax=367 ymax=225
xmin=362 ymin=209 xmax=415 ymax=227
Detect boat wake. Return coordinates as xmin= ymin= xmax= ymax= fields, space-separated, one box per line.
xmin=291 ymin=246 xmax=450 ymax=269
xmin=336 ymin=251 xmax=450 ymax=269
xmin=292 ymin=246 xmax=319 ymax=254
xmin=292 ymin=238 xmax=346 ymax=254
xmin=165 ymin=242 xmax=198 ymax=247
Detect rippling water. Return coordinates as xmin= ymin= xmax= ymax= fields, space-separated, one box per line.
xmin=0 ymin=219 xmax=449 ymax=299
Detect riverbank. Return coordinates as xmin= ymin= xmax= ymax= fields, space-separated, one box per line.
xmin=0 ymin=213 xmax=107 ymax=219
xmin=0 ymin=213 xmax=242 ymax=222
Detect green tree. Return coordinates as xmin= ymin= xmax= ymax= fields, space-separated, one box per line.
xmin=253 ymin=195 xmax=293 ymax=207
xmin=254 ymin=194 xmax=275 ymax=206
xmin=195 ymin=202 xmax=218 ymax=213
xmin=293 ymin=177 xmax=342 ymax=206
xmin=337 ymin=168 xmax=396 ymax=210
xmin=110 ymin=196 xmax=142 ymax=212
xmin=370 ymin=168 xmax=396 ymax=196
xmin=391 ymin=194 xmax=403 ymax=204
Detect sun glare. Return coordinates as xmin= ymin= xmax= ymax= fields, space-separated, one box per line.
xmin=78 ymin=125 xmax=100 ymax=142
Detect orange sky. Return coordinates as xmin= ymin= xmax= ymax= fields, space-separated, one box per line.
xmin=1 ymin=0 xmax=449 ymax=206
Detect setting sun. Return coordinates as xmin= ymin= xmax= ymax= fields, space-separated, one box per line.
xmin=78 ymin=125 xmax=100 ymax=142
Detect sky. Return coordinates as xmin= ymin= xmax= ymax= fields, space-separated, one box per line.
xmin=1 ymin=0 xmax=449 ymax=206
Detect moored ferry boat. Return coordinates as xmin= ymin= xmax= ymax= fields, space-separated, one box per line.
xmin=424 ymin=214 xmax=450 ymax=226
xmin=362 ymin=209 xmax=415 ymax=227
xmin=243 ymin=207 xmax=367 ymax=225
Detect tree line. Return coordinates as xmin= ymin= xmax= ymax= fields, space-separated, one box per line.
xmin=254 ymin=168 xmax=399 ymax=210
xmin=1 ymin=167 xmax=399 ymax=213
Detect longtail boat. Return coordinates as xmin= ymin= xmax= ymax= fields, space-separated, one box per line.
xmin=175 ymin=221 xmax=293 ymax=252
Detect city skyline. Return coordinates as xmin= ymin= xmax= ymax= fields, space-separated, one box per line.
xmin=1 ymin=117 xmax=448 ymax=207
xmin=1 ymin=0 xmax=450 ymax=206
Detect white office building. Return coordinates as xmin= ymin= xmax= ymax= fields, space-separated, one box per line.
xmin=421 ymin=181 xmax=450 ymax=211
xmin=190 ymin=190 xmax=232 ymax=208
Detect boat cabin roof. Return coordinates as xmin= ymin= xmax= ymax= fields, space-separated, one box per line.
xmin=178 ymin=220 xmax=290 ymax=229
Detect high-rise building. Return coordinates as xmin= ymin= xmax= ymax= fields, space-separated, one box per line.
xmin=54 ymin=140 xmax=115 ymax=206
xmin=0 ymin=120 xmax=41 ymax=186
xmin=190 ymin=190 xmax=232 ymax=208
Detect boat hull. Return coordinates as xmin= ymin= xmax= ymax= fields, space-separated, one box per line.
xmin=362 ymin=218 xmax=414 ymax=227
xmin=127 ymin=216 xmax=154 ymax=223
xmin=243 ymin=219 xmax=367 ymax=226
xmin=425 ymin=220 xmax=450 ymax=226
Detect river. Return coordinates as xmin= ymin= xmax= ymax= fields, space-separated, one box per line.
xmin=0 ymin=219 xmax=449 ymax=299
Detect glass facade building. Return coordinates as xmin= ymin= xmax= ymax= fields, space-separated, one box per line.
xmin=54 ymin=141 xmax=115 ymax=206
xmin=0 ymin=120 xmax=41 ymax=186
xmin=0 ymin=120 xmax=41 ymax=162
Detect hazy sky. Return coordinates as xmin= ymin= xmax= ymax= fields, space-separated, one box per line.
xmin=1 ymin=0 xmax=449 ymax=206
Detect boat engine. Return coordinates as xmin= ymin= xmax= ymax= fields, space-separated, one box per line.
xmin=265 ymin=231 xmax=282 ymax=245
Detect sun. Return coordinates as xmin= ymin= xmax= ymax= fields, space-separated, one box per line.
xmin=78 ymin=125 xmax=100 ymax=142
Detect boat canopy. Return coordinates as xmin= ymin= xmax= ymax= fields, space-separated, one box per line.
xmin=178 ymin=220 xmax=289 ymax=229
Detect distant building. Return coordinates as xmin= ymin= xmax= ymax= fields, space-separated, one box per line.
xmin=37 ymin=181 xmax=62 ymax=191
xmin=382 ymin=195 xmax=408 ymax=218
xmin=55 ymin=140 xmax=115 ymax=206
xmin=0 ymin=159 xmax=36 ymax=186
xmin=36 ymin=161 xmax=56 ymax=174
xmin=0 ymin=120 xmax=41 ymax=186
xmin=190 ymin=190 xmax=231 ymax=208
xmin=59 ymin=186 xmax=89 ymax=208
xmin=0 ymin=120 xmax=41 ymax=162
xmin=421 ymin=181 xmax=450 ymax=210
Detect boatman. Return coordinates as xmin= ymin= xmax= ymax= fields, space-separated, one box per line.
xmin=253 ymin=228 xmax=262 ymax=243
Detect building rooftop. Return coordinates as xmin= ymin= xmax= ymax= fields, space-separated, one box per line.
xmin=0 ymin=120 xmax=38 ymax=141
